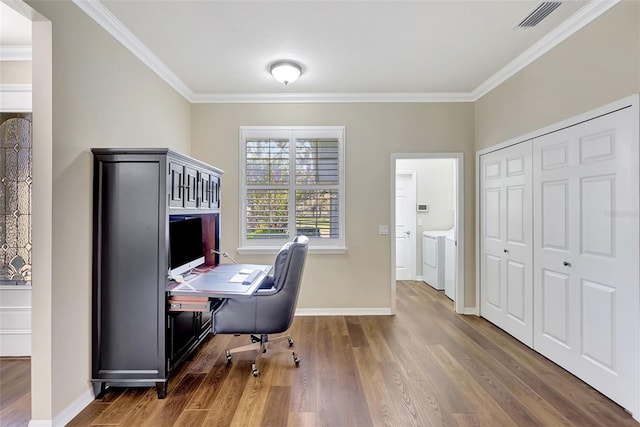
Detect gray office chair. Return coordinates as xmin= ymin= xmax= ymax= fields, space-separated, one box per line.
xmin=212 ymin=235 xmax=309 ymax=377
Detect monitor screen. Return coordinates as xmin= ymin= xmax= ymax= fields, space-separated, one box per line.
xmin=169 ymin=217 xmax=205 ymax=277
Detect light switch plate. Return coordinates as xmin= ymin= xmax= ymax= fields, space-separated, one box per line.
xmin=379 ymin=225 xmax=389 ymax=235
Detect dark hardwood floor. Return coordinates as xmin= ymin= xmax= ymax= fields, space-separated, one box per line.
xmin=2 ymin=281 xmax=638 ymax=426
xmin=0 ymin=357 xmax=30 ymax=427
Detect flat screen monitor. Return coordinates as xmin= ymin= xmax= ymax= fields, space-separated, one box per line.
xmin=169 ymin=217 xmax=205 ymax=277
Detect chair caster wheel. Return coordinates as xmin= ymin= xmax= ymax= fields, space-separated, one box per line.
xmin=225 ymin=351 xmax=232 ymax=363
xmin=252 ymin=369 xmax=260 ymax=377
xmin=288 ymin=338 xmax=294 ymax=347
xmin=293 ymin=352 xmax=300 ymax=366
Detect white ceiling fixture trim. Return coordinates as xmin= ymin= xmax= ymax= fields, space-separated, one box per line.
xmin=0 ymin=46 xmax=32 ymax=61
xmin=71 ymin=0 xmax=194 ymax=101
xmin=472 ymin=0 xmax=620 ymax=101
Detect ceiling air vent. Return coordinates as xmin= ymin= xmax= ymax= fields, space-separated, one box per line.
xmin=516 ymin=1 xmax=562 ymax=28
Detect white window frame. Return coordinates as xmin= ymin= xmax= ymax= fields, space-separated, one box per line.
xmin=238 ymin=126 xmax=346 ymax=254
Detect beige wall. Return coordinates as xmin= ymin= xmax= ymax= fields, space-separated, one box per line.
xmin=0 ymin=61 xmax=32 ymax=84
xmin=397 ymin=158 xmax=455 ymax=231
xmin=475 ymin=0 xmax=640 ymax=150
xmin=28 ymin=0 xmax=191 ymax=420
xmin=191 ymin=103 xmax=475 ymax=310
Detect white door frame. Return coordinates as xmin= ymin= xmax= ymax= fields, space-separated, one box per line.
xmin=395 ymin=170 xmax=417 ymax=281
xmin=390 ymin=153 xmax=465 ymax=314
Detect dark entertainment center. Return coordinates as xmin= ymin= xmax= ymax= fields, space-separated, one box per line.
xmin=91 ymin=148 xmax=223 ymax=398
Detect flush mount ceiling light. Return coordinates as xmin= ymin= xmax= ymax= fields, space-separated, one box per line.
xmin=270 ymin=61 xmax=302 ymax=86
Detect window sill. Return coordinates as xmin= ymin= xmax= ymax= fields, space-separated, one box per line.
xmin=237 ymin=246 xmax=347 ymax=255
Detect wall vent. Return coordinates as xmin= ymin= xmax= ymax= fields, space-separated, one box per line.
xmin=515 ymin=1 xmax=562 ymax=28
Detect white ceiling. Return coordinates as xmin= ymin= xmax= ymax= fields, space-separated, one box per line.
xmin=0 ymin=0 xmax=31 ymax=61
xmin=2 ymin=1 xmax=620 ymax=102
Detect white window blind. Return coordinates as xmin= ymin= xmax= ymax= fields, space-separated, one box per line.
xmin=240 ymin=127 xmax=345 ymax=252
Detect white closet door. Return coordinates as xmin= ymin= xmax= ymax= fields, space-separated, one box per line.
xmin=480 ymin=141 xmax=533 ymax=346
xmin=533 ymin=107 xmax=638 ymax=411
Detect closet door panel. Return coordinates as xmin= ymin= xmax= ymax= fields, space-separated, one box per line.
xmin=484 ymin=254 xmax=501 ymax=309
xmin=580 ymin=175 xmax=614 ymax=257
xmin=533 ymin=106 xmax=638 ymax=413
xmin=540 ymin=268 xmax=570 ymax=349
xmin=480 ymin=142 xmax=533 ymax=346
xmin=581 ymin=279 xmax=615 ymax=369
xmin=541 ymin=180 xmax=569 ymax=250
xmin=506 ymin=260 xmax=526 ymax=324
xmin=481 ymin=160 xmax=505 ymax=321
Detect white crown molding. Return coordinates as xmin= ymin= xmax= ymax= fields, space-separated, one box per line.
xmin=74 ymin=0 xmax=617 ymax=104
xmin=472 ymin=0 xmax=621 ymax=101
xmin=191 ymin=91 xmax=474 ymax=104
xmin=0 ymin=46 xmax=32 ymax=61
xmin=71 ymin=0 xmax=194 ymax=101
xmin=0 ymin=84 xmax=32 ymax=111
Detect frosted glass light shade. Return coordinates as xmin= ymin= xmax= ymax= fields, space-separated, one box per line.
xmin=270 ymin=62 xmax=302 ymax=86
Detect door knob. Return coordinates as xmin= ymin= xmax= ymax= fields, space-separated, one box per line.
xmin=405 ymin=230 xmax=411 ymax=236
xmin=563 ymin=261 xmax=571 ymax=267
xmin=503 ymin=249 xmax=509 ymax=253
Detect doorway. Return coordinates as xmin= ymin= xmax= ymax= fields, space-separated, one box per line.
xmin=391 ymin=153 xmax=464 ymax=314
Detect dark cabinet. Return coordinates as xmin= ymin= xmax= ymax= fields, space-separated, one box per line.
xmin=169 ymin=159 xmax=220 ymax=210
xmin=91 ymin=148 xmax=223 ymax=399
xmin=167 ymin=307 xmax=216 ymax=372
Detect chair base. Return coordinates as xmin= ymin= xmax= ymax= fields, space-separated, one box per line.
xmin=225 ymin=333 xmax=300 ymax=377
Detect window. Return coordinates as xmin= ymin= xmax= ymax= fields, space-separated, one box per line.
xmin=239 ymin=126 xmax=345 ymax=253
xmin=0 ymin=113 xmax=32 ymax=285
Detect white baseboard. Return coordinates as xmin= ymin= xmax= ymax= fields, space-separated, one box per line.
xmin=55 ymin=387 xmax=94 ymax=427
xmin=29 ymin=387 xmax=93 ymax=427
xmin=462 ymin=307 xmax=479 ymax=316
xmin=296 ymin=307 xmax=392 ymax=316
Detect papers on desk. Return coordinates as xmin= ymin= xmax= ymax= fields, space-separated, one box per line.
xmin=229 ymin=269 xmax=261 ymax=285
xmin=229 ymin=273 xmax=249 ymax=283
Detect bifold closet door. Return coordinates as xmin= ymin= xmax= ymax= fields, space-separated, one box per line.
xmin=480 ymin=141 xmax=533 ymax=347
xmin=533 ymin=106 xmax=638 ymax=411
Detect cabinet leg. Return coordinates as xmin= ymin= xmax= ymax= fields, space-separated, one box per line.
xmin=156 ymin=381 xmax=167 ymax=399
xmin=92 ymin=381 xmax=106 ymax=399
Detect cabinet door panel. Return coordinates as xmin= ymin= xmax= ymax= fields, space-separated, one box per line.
xmin=98 ymin=161 xmax=162 ymax=374
xmin=184 ymin=166 xmax=199 ymax=209
xmin=169 ymin=162 xmax=184 ymax=208
xmin=199 ymin=171 xmax=211 ymax=209
xmin=211 ymin=175 xmax=220 ymax=208
xmin=168 ymin=311 xmax=197 ymax=366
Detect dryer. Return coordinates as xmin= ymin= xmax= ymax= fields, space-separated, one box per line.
xmin=422 ymin=230 xmax=452 ymax=290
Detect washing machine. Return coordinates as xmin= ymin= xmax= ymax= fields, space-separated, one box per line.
xmin=422 ymin=230 xmax=452 ymax=290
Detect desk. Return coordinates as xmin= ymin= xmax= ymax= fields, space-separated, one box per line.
xmin=167 ymin=264 xmax=272 ymax=298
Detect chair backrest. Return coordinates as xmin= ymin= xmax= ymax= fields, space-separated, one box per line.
xmin=212 ymin=235 xmax=309 ymax=335
xmin=264 ymin=235 xmax=308 ymax=332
